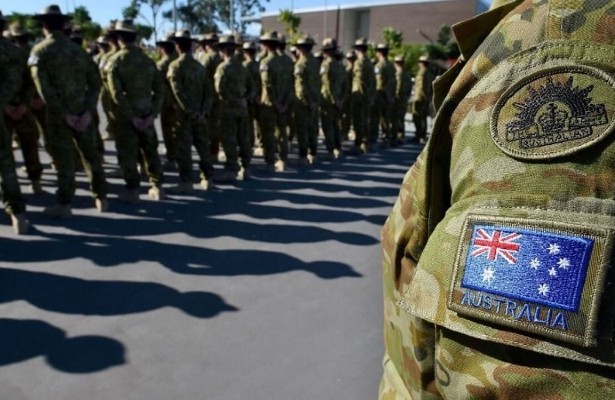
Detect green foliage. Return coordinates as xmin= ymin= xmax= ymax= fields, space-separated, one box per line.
xmin=163 ymin=0 xmax=269 ymax=34
xmin=69 ymin=6 xmax=103 ymax=43
xmin=122 ymin=0 xmax=169 ymax=42
xmin=278 ymin=9 xmax=301 ymax=38
xmin=382 ymin=27 xmax=403 ymax=50
xmin=424 ymin=24 xmax=460 ymax=61
xmin=7 ymin=13 xmax=42 ymax=40
xmin=379 ymin=27 xmax=423 ymax=76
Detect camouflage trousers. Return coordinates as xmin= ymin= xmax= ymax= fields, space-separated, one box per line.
xmin=258 ymin=105 xmax=289 ymax=165
xmin=160 ymin=105 xmax=178 ymax=163
xmin=341 ymin=95 xmax=352 ymax=139
xmin=209 ymin=101 xmax=221 ymax=156
xmin=176 ymin=114 xmax=213 ymax=182
xmin=320 ymin=102 xmax=342 ymax=153
xmin=412 ymin=101 xmax=430 ymax=140
xmin=101 ymin=90 xmax=118 ymax=140
xmin=220 ymin=113 xmax=250 ymax=172
xmin=5 ymin=110 xmax=43 ymax=182
xmin=391 ymin=99 xmax=409 ymax=141
xmin=46 ymin=114 xmax=107 ymax=204
xmin=370 ymin=95 xmax=393 ymax=144
xmin=115 ymin=119 xmax=162 ymax=190
xmin=0 ymin=114 xmax=26 ymax=215
xmin=351 ymin=93 xmax=370 ymax=147
xmin=293 ymin=102 xmax=318 ymax=158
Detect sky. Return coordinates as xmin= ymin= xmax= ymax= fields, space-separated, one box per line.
xmin=0 ymin=0 xmax=492 ymax=37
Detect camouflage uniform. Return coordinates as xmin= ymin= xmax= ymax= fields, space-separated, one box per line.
xmin=167 ymin=44 xmax=214 ymax=189
xmin=242 ymin=43 xmax=261 ymax=148
xmin=99 ymin=46 xmax=119 ymax=140
xmin=156 ymin=48 xmax=178 ymax=165
xmin=411 ymin=57 xmax=435 ymax=142
xmin=293 ymin=39 xmax=320 ymax=163
xmin=197 ymin=39 xmax=222 ymax=156
xmin=5 ymin=37 xmax=43 ymax=191
xmin=380 ymin=0 xmax=615 ymax=398
xmin=319 ymin=42 xmax=345 ymax=157
xmin=277 ymin=47 xmax=294 ymax=162
xmin=0 ymin=32 xmax=27 ymax=220
xmin=370 ymin=48 xmax=396 ymax=145
xmin=30 ymin=31 xmax=107 ymax=211
xmin=259 ymin=44 xmax=287 ymax=168
xmin=392 ymin=60 xmax=413 ymax=143
xmin=341 ymin=52 xmax=355 ymax=139
xmin=351 ymin=40 xmax=375 ymax=152
xmin=108 ymin=42 xmax=164 ymax=198
xmin=215 ymin=41 xmax=252 ymax=178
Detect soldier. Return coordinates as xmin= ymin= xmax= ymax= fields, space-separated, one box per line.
xmin=0 ymin=11 xmax=30 ymax=233
xmin=341 ymin=50 xmax=356 ymax=141
xmin=196 ymin=33 xmax=222 ymax=158
xmin=319 ymin=38 xmax=345 ymax=160
xmin=99 ymin=25 xmax=119 ymax=142
xmin=156 ymin=33 xmax=179 ymax=170
xmin=258 ymin=31 xmax=286 ymax=172
xmin=370 ymin=43 xmax=396 ymax=147
xmin=29 ymin=4 xmax=108 ymax=218
xmin=5 ymin=24 xmax=44 ymax=195
xmin=411 ymin=55 xmax=435 ymax=144
xmin=379 ymin=0 xmax=615 ymax=398
xmin=351 ymin=38 xmax=375 ymax=154
xmin=277 ymin=35 xmax=294 ymax=165
xmin=107 ymin=20 xmax=165 ymax=203
xmin=293 ymin=35 xmax=320 ymax=165
xmin=242 ymin=41 xmax=261 ymax=149
xmin=167 ymin=30 xmax=214 ymax=192
xmin=214 ymin=35 xmax=252 ymax=182
xmin=392 ymin=55 xmax=413 ymax=144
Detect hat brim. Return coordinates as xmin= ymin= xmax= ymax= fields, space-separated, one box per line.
xmin=33 ymin=14 xmax=72 ymax=21
xmin=322 ymin=45 xmax=337 ymax=51
xmin=110 ymin=28 xmax=137 ymax=34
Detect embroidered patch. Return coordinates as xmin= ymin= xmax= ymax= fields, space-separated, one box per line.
xmin=448 ymin=214 xmax=611 ymax=347
xmin=491 ymin=65 xmax=615 ymax=160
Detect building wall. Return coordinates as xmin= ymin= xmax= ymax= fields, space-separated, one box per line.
xmin=261 ymin=0 xmax=480 ymax=51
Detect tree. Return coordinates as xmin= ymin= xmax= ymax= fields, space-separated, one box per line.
xmin=163 ymin=0 xmax=269 ymax=34
xmin=7 ymin=13 xmax=42 ymax=39
xmin=69 ymin=5 xmax=103 ymax=43
xmin=123 ymin=0 xmax=170 ymax=42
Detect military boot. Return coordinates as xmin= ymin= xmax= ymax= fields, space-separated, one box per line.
xmin=95 ymin=197 xmax=109 ymax=212
xmin=148 ymin=186 xmax=165 ymax=201
xmin=43 ymin=203 xmax=72 ymax=219
xmin=200 ymin=178 xmax=212 ymax=190
xmin=10 ymin=213 xmax=30 ymax=234
xmin=274 ymin=160 xmax=286 ymax=172
xmin=31 ymin=180 xmax=44 ymax=194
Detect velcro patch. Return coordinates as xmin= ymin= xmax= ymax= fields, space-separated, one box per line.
xmin=491 ymin=65 xmax=615 ymax=160
xmin=448 ymin=214 xmax=611 ymax=347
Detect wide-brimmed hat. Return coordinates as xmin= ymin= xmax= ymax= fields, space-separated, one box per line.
xmin=156 ymin=31 xmax=175 ymax=46
xmin=345 ymin=50 xmax=357 ymax=60
xmin=197 ymin=32 xmax=218 ymax=43
xmin=9 ymin=23 xmax=28 ymax=38
xmin=242 ymin=41 xmax=256 ymax=51
xmin=296 ymin=35 xmax=315 ymax=47
xmin=394 ymin=55 xmax=404 ymax=63
xmin=418 ymin=54 xmax=430 ymax=63
xmin=259 ymin=31 xmax=279 ymax=43
xmin=33 ymin=4 xmax=72 ymax=21
xmin=110 ymin=19 xmax=136 ymax=34
xmin=96 ymin=35 xmax=110 ymax=45
xmin=376 ymin=43 xmax=388 ymax=51
xmin=217 ymin=34 xmax=239 ymax=47
xmin=170 ymin=30 xmax=194 ymax=43
xmin=321 ymin=37 xmax=337 ymax=51
xmin=353 ymin=37 xmax=368 ymax=48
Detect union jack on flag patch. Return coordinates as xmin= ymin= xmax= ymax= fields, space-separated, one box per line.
xmin=470 ymin=228 xmax=521 ymax=264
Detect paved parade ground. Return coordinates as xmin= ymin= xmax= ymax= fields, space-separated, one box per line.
xmin=0 ymin=124 xmax=422 ymax=399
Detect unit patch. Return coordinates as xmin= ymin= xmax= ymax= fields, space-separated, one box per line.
xmin=491 ymin=65 xmax=615 ymax=160
xmin=448 ymin=214 xmax=611 ymax=347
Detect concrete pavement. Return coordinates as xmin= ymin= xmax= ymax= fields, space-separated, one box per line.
xmin=0 ymin=127 xmax=423 ymax=400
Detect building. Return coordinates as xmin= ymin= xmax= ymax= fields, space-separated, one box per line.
xmin=258 ymin=0 xmax=489 ymax=51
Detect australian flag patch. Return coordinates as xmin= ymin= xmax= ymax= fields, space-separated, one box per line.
xmin=449 ymin=215 xmax=610 ymax=347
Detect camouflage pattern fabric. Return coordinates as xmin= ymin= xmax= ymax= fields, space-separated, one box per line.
xmin=0 ymin=36 xmax=26 ymax=215
xmin=320 ymin=55 xmax=345 ymax=154
xmin=351 ymin=52 xmax=375 ymax=150
xmin=392 ymin=66 xmax=413 ymax=142
xmin=157 ymin=52 xmax=179 ymax=163
xmin=197 ymin=49 xmax=222 ymax=155
xmin=99 ymin=48 xmax=119 ymax=139
xmin=293 ymin=52 xmax=320 ymax=159
xmin=410 ymin=63 xmax=435 ymax=141
xmin=258 ymin=51 xmax=287 ymax=164
xmin=108 ymin=44 xmax=164 ymax=190
xmin=370 ymin=57 xmax=396 ymax=145
xmin=167 ymin=52 xmax=214 ymax=182
xmin=380 ymin=0 xmax=615 ymax=398
xmin=243 ymin=56 xmax=261 ymax=147
xmin=29 ymin=32 xmax=107 ymax=204
xmin=215 ymin=56 xmax=251 ymax=173
xmin=341 ymin=59 xmax=354 ymax=138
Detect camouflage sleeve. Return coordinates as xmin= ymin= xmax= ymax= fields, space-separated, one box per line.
xmin=108 ymin=59 xmax=136 ymax=120
xmin=202 ymin=73 xmax=214 ymax=114
xmin=150 ymin=66 xmax=164 ymax=118
xmin=214 ymin=64 xmax=237 ymax=105
xmin=29 ymin=50 xmax=65 ymax=115
xmin=167 ymin=63 xmax=194 ymax=115
xmin=262 ymin=59 xmax=278 ymax=105
xmin=84 ymin=55 xmax=102 ymax=112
